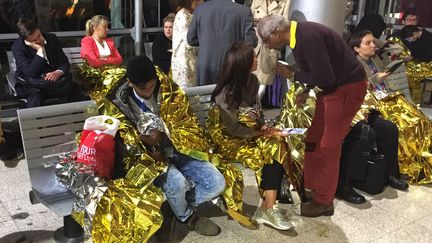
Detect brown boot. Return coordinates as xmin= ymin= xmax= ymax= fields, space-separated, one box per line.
xmin=304 ymin=190 xmax=314 ymax=202
xmin=301 ymin=200 xmax=334 ymax=217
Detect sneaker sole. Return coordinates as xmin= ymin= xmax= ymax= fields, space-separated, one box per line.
xmin=255 ymin=218 xmax=293 ymax=231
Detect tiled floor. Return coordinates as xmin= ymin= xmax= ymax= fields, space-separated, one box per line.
xmin=1 ymin=108 xmax=432 ymax=242
xmin=1 ymin=157 xmax=432 ymax=243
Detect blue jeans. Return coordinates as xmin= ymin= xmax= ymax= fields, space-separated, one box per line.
xmin=157 ymin=152 xmax=225 ymax=222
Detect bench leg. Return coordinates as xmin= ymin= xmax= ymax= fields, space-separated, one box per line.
xmin=53 ymin=215 xmax=84 ymax=242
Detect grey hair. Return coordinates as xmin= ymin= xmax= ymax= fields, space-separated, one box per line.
xmin=257 ymin=15 xmax=289 ymax=40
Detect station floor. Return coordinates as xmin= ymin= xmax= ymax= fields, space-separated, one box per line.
xmin=1 ymin=108 xmax=432 ymax=243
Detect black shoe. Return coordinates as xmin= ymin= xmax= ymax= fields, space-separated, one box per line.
xmin=155 ymin=202 xmax=190 ymax=242
xmin=0 ymin=150 xmax=23 ymax=162
xmin=187 ymin=214 xmax=221 ymax=236
xmin=389 ymin=175 xmax=409 ymax=191
xmin=336 ymin=185 xmax=366 ymax=204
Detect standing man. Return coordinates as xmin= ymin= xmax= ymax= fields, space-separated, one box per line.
xmin=257 ymin=15 xmax=367 ymax=217
xmin=187 ymin=0 xmax=258 ymax=86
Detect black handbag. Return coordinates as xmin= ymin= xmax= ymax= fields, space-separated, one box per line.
xmin=352 ymin=151 xmax=388 ymax=195
xmin=277 ymin=175 xmax=293 ymax=204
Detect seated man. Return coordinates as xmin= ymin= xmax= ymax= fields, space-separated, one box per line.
xmin=110 ymin=55 xmax=225 ymax=236
xmin=400 ymin=25 xmax=432 ymax=62
xmin=12 ymin=19 xmax=78 ymax=107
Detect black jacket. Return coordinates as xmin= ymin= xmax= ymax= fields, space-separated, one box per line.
xmin=152 ymin=33 xmax=172 ymax=74
xmin=409 ymin=30 xmax=432 ymax=62
xmin=11 ymin=32 xmax=70 ymax=80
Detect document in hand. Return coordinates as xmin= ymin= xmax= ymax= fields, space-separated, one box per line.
xmin=281 ymin=128 xmax=307 ymax=135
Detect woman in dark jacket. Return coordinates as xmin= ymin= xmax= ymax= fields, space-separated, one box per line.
xmin=152 ymin=13 xmax=175 ymax=74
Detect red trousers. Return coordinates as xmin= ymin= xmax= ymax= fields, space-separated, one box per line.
xmin=304 ymin=80 xmax=367 ymax=204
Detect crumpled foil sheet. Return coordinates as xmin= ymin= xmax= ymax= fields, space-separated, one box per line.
xmin=80 ymin=66 xmax=255 ymax=240
xmin=54 ymin=152 xmax=108 ymax=235
xmin=54 ymin=152 xmax=165 ymax=241
xmin=376 ymin=92 xmax=432 ymax=184
xmin=156 ymin=68 xmax=255 ymax=227
xmin=277 ymin=82 xmax=432 ymax=184
xmin=387 ymin=37 xmax=432 ymax=104
xmin=207 ymin=94 xmax=304 ymax=202
xmin=136 ymin=112 xmax=165 ymax=135
xmin=79 ymin=62 xmax=127 ymax=101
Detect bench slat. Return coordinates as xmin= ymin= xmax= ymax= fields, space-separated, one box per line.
xmin=25 ymin=141 xmax=76 ymax=161
xmin=190 ymin=103 xmax=211 ymax=113
xmin=64 ymin=53 xmax=82 ymax=59
xmin=184 ymin=84 xmax=216 ymax=96
xmin=62 ymin=47 xmax=82 ymax=53
xmin=18 ymin=100 xmax=97 ymax=120
xmin=26 ymin=156 xmax=59 ymax=169
xmin=188 ymin=95 xmax=211 ymax=105
xmin=19 ymin=112 xmax=91 ymax=130
xmin=21 ymin=122 xmax=85 ymax=140
xmin=24 ymin=133 xmax=78 ymax=150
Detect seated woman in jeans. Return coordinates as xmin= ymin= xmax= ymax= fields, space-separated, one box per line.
xmin=207 ymin=42 xmax=298 ymax=230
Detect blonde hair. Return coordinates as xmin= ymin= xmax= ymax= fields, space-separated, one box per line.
xmin=85 ymin=15 xmax=109 ymax=36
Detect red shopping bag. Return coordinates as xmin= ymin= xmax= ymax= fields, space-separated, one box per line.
xmin=76 ymin=115 xmax=120 ymax=178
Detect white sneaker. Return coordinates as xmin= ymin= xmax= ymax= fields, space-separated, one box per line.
xmin=252 ymin=205 xmax=294 ymax=230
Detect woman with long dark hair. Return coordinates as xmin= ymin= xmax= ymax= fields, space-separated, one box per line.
xmin=208 ymin=42 xmax=298 ymax=231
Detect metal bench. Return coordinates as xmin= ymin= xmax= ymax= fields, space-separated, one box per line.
xmin=6 ymin=47 xmax=83 ymax=97
xmin=14 ymin=84 xmax=215 ymax=241
xmin=144 ymin=42 xmax=153 ymax=61
xmin=184 ymin=84 xmax=216 ymax=126
xmin=17 ymin=100 xmax=97 ymax=242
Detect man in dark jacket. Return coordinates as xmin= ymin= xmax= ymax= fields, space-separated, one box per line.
xmin=257 ymin=15 xmax=367 ymax=217
xmin=187 ymin=0 xmax=257 ymax=86
xmin=12 ymin=19 xmax=77 ymax=107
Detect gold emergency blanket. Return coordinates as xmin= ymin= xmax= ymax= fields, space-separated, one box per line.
xmin=92 ymin=164 xmax=164 ymax=242
xmin=157 ymin=68 xmax=210 ymax=161
xmin=352 ymin=91 xmax=381 ymax=125
xmin=387 ymin=37 xmax=432 ymax=104
xmin=157 ymin=69 xmax=254 ymax=228
xmin=279 ymin=82 xmax=432 ymax=184
xmin=275 ymin=83 xmax=316 ymax=197
xmin=376 ymin=92 xmax=432 ymax=184
xmin=206 ymin=102 xmax=303 ymax=199
xmin=83 ymin=68 xmax=167 ymax=242
xmin=79 ymin=62 xmax=127 ymax=101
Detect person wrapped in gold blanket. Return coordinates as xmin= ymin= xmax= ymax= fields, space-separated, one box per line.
xmin=207 ymin=42 xmax=302 ymax=230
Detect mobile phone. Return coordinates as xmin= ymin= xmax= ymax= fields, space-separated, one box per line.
xmin=386 ymin=61 xmax=403 ymax=73
xmin=278 ymin=60 xmax=290 ymax=66
xmin=281 ymin=128 xmax=307 ymax=135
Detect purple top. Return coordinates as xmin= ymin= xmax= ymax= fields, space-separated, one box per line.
xmin=292 ymin=22 xmax=366 ymax=93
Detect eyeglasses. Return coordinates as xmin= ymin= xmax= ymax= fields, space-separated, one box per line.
xmin=262 ymin=27 xmax=278 ymax=46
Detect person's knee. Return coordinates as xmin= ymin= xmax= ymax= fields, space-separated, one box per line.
xmin=212 ymin=170 xmax=226 ymax=195
xmin=201 ymin=166 xmax=226 ymax=197
xmin=163 ymin=168 xmax=188 ymax=196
